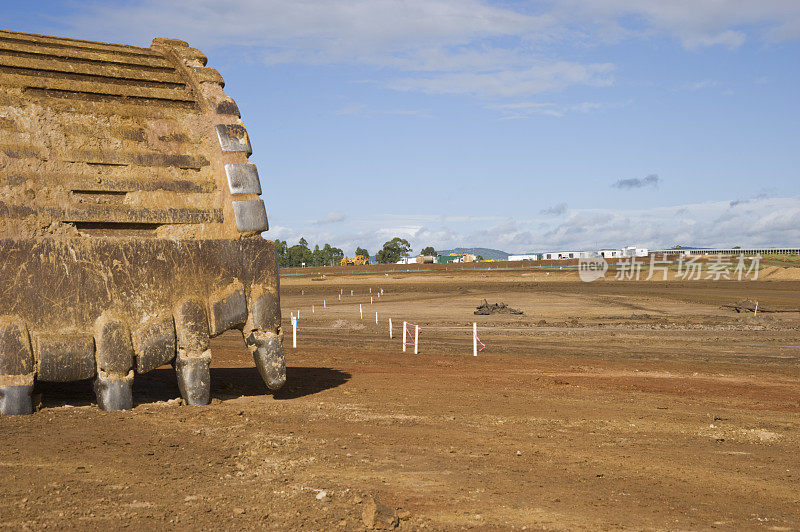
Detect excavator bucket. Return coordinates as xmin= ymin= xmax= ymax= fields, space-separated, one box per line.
xmin=0 ymin=29 xmax=285 ymax=414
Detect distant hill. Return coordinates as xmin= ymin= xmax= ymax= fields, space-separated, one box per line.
xmin=435 ymin=247 xmax=509 ymax=260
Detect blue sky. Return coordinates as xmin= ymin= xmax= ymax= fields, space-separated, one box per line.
xmin=4 ymin=1 xmax=799 ymax=254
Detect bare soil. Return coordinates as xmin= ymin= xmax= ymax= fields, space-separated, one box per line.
xmin=1 ymin=271 xmax=799 ymax=530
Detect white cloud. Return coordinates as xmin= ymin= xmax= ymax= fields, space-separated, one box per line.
xmin=313 ymin=211 xmax=347 ymax=224
xmin=62 ymin=1 xmax=800 ymax=103
xmin=553 ymin=0 xmax=800 ymax=48
xmin=65 ymin=0 xmax=550 ymax=61
xmin=489 ymin=100 xmax=606 ymax=118
xmin=389 ymin=62 xmax=614 ymax=98
xmin=680 ymin=80 xmax=718 ymax=91
xmin=681 ymin=30 xmax=746 ymax=49
xmin=334 ymin=103 xmax=431 ymax=117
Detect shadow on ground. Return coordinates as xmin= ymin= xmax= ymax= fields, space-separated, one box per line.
xmin=34 ymin=366 xmax=351 ymax=409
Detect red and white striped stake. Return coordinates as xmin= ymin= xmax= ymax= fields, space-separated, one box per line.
xmin=375 ymin=311 xmax=378 ymax=324
xmin=389 ymin=318 xmax=393 ymax=339
xmin=359 ymin=304 xmax=363 ymax=319
xmin=473 ymin=322 xmax=485 ymax=356
xmin=403 ymin=322 xmax=420 ymax=354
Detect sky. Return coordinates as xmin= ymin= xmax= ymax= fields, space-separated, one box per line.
xmin=3 ymin=1 xmax=799 ymax=254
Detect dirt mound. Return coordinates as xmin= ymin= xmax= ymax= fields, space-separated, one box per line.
xmin=763 ymin=267 xmax=800 ymax=281
xmin=759 ymin=266 xmax=780 ymax=279
xmin=474 ymin=299 xmax=523 ymax=315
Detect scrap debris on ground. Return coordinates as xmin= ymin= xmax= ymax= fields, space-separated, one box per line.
xmin=721 ymin=299 xmax=800 ymax=313
xmin=474 ymin=299 xmax=524 ymax=315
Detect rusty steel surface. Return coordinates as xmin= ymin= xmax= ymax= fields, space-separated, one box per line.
xmin=0 ymin=29 xmax=284 ymax=414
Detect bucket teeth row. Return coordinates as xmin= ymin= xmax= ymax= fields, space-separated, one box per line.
xmin=0 ymin=29 xmax=285 ymax=414
xmin=0 ymin=284 xmax=287 ymax=414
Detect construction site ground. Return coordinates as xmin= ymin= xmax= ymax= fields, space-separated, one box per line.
xmin=1 ymin=269 xmax=799 ymax=530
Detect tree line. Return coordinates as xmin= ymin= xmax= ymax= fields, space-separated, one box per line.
xmin=274 ymin=238 xmax=344 ymax=268
xmin=275 ymin=237 xmax=429 ymax=267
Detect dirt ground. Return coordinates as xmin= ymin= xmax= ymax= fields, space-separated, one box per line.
xmin=1 ymin=270 xmax=799 ymax=530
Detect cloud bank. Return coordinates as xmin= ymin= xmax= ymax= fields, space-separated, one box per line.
xmin=61 ymin=1 xmax=800 ymax=101
xmin=268 ymin=196 xmax=800 ymax=255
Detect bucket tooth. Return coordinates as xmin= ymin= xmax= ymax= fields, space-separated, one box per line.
xmin=245 ymin=291 xmax=285 ymax=391
xmin=94 ymin=314 xmax=134 ymax=411
xmin=175 ymin=352 xmax=211 ymax=405
xmin=0 ymin=318 xmax=35 ymax=415
xmin=0 ymin=384 xmax=34 ymax=415
xmin=174 ymin=299 xmax=212 ymax=405
xmin=95 ymin=371 xmax=133 ymax=411
xmin=245 ymin=329 xmax=286 ymax=391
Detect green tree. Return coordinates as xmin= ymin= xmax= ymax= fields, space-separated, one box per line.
xmin=420 ymin=246 xmax=436 ymax=256
xmin=311 ymin=244 xmax=323 ymax=266
xmin=376 ymin=237 xmax=412 ymax=264
xmin=355 ymin=246 xmax=370 ymax=259
xmin=274 ymin=239 xmax=288 ymax=267
xmin=286 ymin=237 xmax=312 ymax=267
xmin=327 ymin=244 xmax=345 ymax=265
xmin=276 ymin=238 xmax=345 ymax=267
xmin=476 ymin=254 xmax=484 ymax=261
xmin=313 ymin=243 xmax=344 ymax=266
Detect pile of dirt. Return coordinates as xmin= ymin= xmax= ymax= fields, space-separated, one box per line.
xmin=764 ymin=267 xmax=800 ymax=281
xmin=474 ymin=299 xmax=523 ymax=315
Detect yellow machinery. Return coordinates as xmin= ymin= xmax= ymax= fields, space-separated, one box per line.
xmin=340 ymin=255 xmax=371 ymax=266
